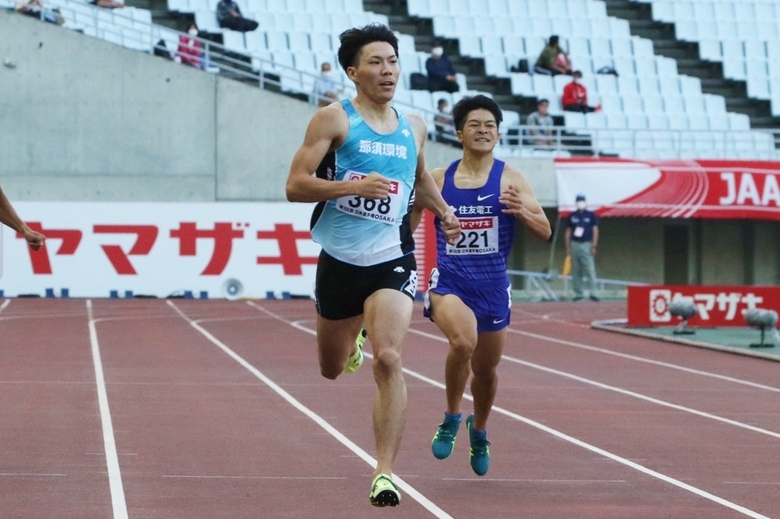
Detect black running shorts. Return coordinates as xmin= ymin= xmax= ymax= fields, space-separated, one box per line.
xmin=314 ymin=251 xmax=418 ymax=320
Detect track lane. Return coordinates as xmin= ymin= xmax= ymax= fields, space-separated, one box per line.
xmin=2 ymin=299 xmax=778 ymax=518
xmin=239 ymin=300 xmax=780 ymax=517
xmin=0 ymin=299 xmax=113 ymax=518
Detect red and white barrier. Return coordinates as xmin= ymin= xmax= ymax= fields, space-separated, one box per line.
xmin=556 ymin=158 xmax=780 ymax=220
xmin=628 ymin=285 xmax=780 ymax=327
xmin=1 ymin=202 xmax=438 ymax=299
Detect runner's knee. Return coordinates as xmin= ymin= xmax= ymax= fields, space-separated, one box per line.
xmin=372 ymin=348 xmax=402 ymax=377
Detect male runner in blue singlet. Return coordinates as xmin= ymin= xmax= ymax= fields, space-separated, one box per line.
xmin=414 ymin=95 xmax=551 ymax=476
xmin=286 ymin=24 xmax=461 ymax=507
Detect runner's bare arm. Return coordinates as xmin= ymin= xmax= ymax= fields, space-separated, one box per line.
xmin=410 ymin=166 xmax=446 ymax=232
xmin=286 ymin=105 xmax=392 ymax=203
xmin=0 ymin=186 xmax=46 ymax=250
xmin=406 ymin=115 xmax=460 ymax=243
xmin=499 ymin=167 xmax=552 ymax=241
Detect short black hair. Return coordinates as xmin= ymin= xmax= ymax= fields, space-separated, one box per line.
xmin=451 ymin=95 xmax=503 ymax=132
xmin=549 ymin=35 xmax=559 ymax=46
xmin=337 ymin=24 xmax=399 ymax=73
xmin=538 ymin=98 xmax=549 ymax=105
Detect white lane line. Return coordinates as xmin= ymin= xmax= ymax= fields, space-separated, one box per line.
xmin=0 ymin=311 xmax=98 ymax=322
xmin=0 ymin=473 xmax=67 ymax=477
xmin=725 ymin=482 xmax=780 ymax=486
xmin=249 ymin=304 xmax=772 ymax=519
xmin=442 ymin=478 xmax=627 ymax=484
xmin=86 ymin=300 xmax=128 ymax=519
xmin=507 ymin=328 xmax=780 ymax=393
xmin=0 ymin=299 xmax=10 ymax=313
xmin=505 ymin=356 xmax=780 ymax=439
xmin=400 ymin=328 xmax=771 ymax=519
xmin=411 ymin=328 xmax=780 ymax=439
xmin=169 ymin=300 xmax=453 ymax=519
xmin=162 ymin=475 xmax=347 ymax=480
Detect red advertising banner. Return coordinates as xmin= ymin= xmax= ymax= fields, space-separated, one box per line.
xmin=555 ymin=159 xmax=780 ymax=220
xmin=1 ymin=202 xmax=438 ymax=299
xmin=628 ymin=285 xmax=780 ymax=327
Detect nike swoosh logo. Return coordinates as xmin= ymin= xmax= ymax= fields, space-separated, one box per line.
xmin=492 ymin=318 xmax=505 ymax=324
xmin=477 ymin=194 xmax=495 ymax=201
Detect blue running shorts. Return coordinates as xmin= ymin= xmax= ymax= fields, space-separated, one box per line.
xmin=424 ymin=268 xmax=512 ymax=333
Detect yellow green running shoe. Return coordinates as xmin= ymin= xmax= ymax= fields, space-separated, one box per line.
xmin=344 ymin=328 xmax=366 ymax=374
xmin=369 ymin=474 xmax=401 ymax=507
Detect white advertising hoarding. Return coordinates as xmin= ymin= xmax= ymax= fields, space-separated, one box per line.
xmin=0 ymin=202 xmax=321 ymax=299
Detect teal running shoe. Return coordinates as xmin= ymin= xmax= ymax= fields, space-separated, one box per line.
xmin=431 ymin=413 xmax=461 ymax=459
xmin=345 ymin=328 xmax=366 ymax=374
xmin=466 ymin=414 xmax=490 ymax=476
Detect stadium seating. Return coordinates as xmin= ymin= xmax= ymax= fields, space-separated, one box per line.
xmin=16 ymin=0 xmax=777 ymax=159
xmin=407 ymin=0 xmax=777 ymax=158
xmin=637 ymin=0 xmax=780 ymax=118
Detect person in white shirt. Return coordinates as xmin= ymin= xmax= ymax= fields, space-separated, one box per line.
xmin=314 ymin=62 xmax=342 ymax=107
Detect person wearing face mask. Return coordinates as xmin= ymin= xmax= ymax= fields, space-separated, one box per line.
xmin=314 ymin=62 xmax=342 ymax=107
xmin=565 ymin=193 xmax=600 ymax=302
xmin=425 ymin=42 xmax=460 ymax=93
xmin=562 ymin=71 xmax=601 ymax=113
xmin=177 ymin=24 xmax=202 ymax=68
xmin=433 ymin=98 xmax=457 ymax=144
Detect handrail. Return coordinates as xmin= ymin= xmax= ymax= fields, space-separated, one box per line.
xmin=508 ymin=269 xmax=647 ymax=301
xmin=6 ymin=0 xmax=780 ymax=159
xmin=25 ymin=0 xmax=442 ymax=118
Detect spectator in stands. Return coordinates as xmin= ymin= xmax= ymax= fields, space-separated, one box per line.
xmin=15 ymin=0 xmax=64 ymax=24
xmin=314 ymin=62 xmax=342 ymax=107
xmin=90 ymin=0 xmax=124 ymax=8
xmin=534 ymin=35 xmax=572 ymax=76
xmin=216 ymin=0 xmax=258 ymax=32
xmin=426 ymin=42 xmax=459 ymax=93
xmin=562 ymin=71 xmax=601 ymax=113
xmin=177 ymin=23 xmax=203 ymax=68
xmin=434 ymin=98 xmax=457 ymax=144
xmin=525 ymin=98 xmax=555 ymax=147
xmin=0 ymin=184 xmax=46 ymax=251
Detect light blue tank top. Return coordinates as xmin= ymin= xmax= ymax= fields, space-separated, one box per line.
xmin=310 ymin=99 xmax=419 ymax=266
xmin=435 ymin=159 xmax=515 ymax=282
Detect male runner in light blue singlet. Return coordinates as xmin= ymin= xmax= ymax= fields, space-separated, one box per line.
xmin=413 ymin=95 xmax=551 ymax=476
xmin=286 ymin=24 xmax=461 ymax=507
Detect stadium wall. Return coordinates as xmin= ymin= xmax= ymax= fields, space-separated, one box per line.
xmin=3 ymin=11 xmax=776 ymax=289
xmin=0 ymin=11 xmax=556 ymax=205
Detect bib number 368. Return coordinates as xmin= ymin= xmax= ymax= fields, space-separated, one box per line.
xmin=336 ymin=171 xmax=403 ymax=224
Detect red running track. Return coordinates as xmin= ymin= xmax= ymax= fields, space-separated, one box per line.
xmin=0 ymin=298 xmax=778 ymax=519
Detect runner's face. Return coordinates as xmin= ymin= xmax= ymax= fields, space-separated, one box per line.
xmin=458 ymin=109 xmax=499 ymax=151
xmin=347 ymin=41 xmax=399 ymax=102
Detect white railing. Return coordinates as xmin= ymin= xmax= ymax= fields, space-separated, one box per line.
xmin=508 ymin=269 xmax=648 ymax=302
xmin=492 ymin=125 xmax=780 ymax=159
xmin=6 ymin=0 xmax=780 ymax=160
